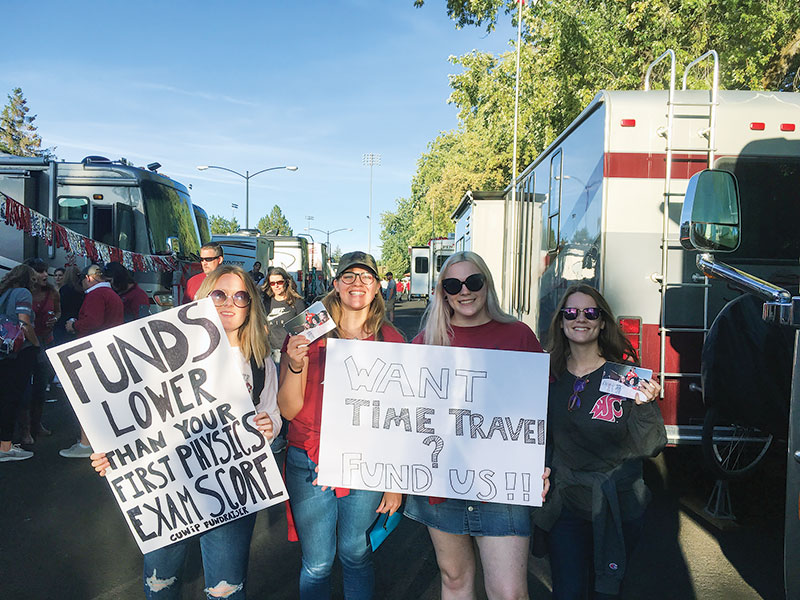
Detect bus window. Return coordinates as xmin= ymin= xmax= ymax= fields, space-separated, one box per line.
xmin=548 ymin=150 xmax=562 ymax=252
xmin=93 ymin=205 xmax=114 ymax=246
xmin=58 ymin=196 xmax=89 ymax=222
xmin=140 ymin=180 xmax=201 ymax=256
xmin=436 ymin=254 xmax=448 ymax=271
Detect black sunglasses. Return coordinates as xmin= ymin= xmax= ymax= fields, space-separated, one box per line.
xmin=199 ymin=255 xmax=222 ymax=263
xmin=441 ymin=273 xmax=486 ymax=295
xmin=209 ymin=289 xmax=251 ymax=308
xmin=561 ymin=307 xmax=602 ymax=321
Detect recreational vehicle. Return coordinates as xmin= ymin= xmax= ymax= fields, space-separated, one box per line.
xmin=0 ymin=155 xmax=203 ymax=307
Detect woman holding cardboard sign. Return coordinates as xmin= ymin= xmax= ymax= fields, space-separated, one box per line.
xmin=278 ymin=251 xmax=403 ymax=600
xmin=404 ymin=251 xmax=550 ymax=600
xmin=534 ymin=284 xmax=666 ymax=600
xmin=91 ymin=265 xmax=281 ymax=600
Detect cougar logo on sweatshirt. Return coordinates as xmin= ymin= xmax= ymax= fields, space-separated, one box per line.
xmin=589 ymin=395 xmax=624 ymax=423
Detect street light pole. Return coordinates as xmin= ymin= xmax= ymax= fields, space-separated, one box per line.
xmin=309 ymin=226 xmax=353 ymax=248
xmin=362 ymin=153 xmax=381 ymax=256
xmin=196 ymin=164 xmax=299 ymax=229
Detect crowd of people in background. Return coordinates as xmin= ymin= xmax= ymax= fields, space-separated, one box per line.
xmin=1 ymin=243 xmax=667 ymax=600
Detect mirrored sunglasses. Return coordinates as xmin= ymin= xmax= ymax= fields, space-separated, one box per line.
xmin=561 ymin=307 xmax=602 ymax=321
xmin=568 ymin=375 xmax=589 ymax=411
xmin=441 ymin=273 xmax=485 ymax=295
xmin=209 ymin=289 xmax=251 ymax=308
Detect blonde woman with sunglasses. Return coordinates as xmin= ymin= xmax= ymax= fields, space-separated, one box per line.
xmin=91 ymin=265 xmax=280 ymax=599
xmin=404 ymin=251 xmax=549 ymax=600
xmin=534 ymin=284 xmax=666 ymax=600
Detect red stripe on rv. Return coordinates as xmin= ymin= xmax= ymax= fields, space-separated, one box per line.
xmin=604 ymin=152 xmax=709 ymax=179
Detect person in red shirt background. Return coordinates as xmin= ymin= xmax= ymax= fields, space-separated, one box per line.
xmin=60 ymin=264 xmax=124 ymax=458
xmin=104 ymin=261 xmax=150 ymax=322
xmin=185 ymin=242 xmax=224 ymax=302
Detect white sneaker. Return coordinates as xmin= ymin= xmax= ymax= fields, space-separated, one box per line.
xmin=59 ymin=442 xmax=93 ymax=458
xmin=0 ymin=445 xmax=34 ymax=462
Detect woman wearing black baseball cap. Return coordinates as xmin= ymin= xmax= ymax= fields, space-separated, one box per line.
xmin=278 ymin=251 xmax=404 ymax=599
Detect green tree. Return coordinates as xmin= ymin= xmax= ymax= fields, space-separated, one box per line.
xmin=0 ymin=88 xmax=55 ymax=157
xmin=380 ymin=196 xmax=418 ymax=277
xmin=257 ymin=205 xmax=293 ymax=235
xmin=209 ymin=215 xmax=239 ymax=234
xmin=331 ymin=245 xmax=343 ymax=262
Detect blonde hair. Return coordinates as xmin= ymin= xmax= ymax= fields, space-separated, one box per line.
xmin=196 ymin=265 xmax=269 ymax=364
xmin=420 ymin=251 xmax=516 ymax=346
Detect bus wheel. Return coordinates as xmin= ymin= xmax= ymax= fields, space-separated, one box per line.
xmin=701 ymin=406 xmax=773 ymax=480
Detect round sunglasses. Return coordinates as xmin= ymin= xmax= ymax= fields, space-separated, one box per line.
xmin=209 ymin=289 xmax=251 ymax=308
xmin=561 ymin=307 xmax=602 ymax=320
xmin=441 ymin=273 xmax=486 ymax=295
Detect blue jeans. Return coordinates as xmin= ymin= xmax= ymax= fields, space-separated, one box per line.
xmin=142 ymin=513 xmax=257 ymax=600
xmin=548 ymin=507 xmax=643 ymax=600
xmin=285 ymin=446 xmax=382 ymax=600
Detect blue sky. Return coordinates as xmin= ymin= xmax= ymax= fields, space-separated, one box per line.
xmin=1 ymin=1 xmax=516 ymax=257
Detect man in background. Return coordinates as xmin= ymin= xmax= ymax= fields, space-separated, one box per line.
xmin=185 ymin=242 xmax=224 ymax=302
xmin=384 ymin=271 xmax=397 ymax=322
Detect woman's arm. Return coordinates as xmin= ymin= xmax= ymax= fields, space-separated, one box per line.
xmin=254 ymin=359 xmax=282 ymax=440
xmin=277 ymin=334 xmax=309 ymax=420
xmin=18 ymin=313 xmax=39 ymax=347
xmin=626 ymin=377 xmax=667 ymax=457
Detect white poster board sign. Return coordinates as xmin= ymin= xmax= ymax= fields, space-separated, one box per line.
xmin=47 ymin=299 xmax=288 ymax=554
xmin=318 ymin=339 xmax=550 ymax=506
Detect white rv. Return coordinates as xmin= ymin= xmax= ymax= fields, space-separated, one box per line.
xmin=409 ymin=245 xmax=430 ymax=299
xmin=211 ymin=231 xmax=274 ymax=274
xmin=452 ymin=190 xmax=506 ymax=290
xmin=268 ymin=236 xmax=310 ymax=297
xmin=488 ymin=50 xmax=799 ymax=473
xmin=0 ymin=154 xmax=203 ymax=307
xmin=429 ymin=236 xmax=455 ymax=297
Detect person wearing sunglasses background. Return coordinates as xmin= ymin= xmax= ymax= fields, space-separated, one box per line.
xmin=184 ymin=242 xmax=224 ymax=302
xmin=404 ymin=251 xmax=550 ymax=600
xmin=534 ymin=284 xmax=666 ymax=600
xmin=278 ymin=251 xmax=403 ymax=599
xmin=90 ymin=265 xmax=280 ymax=600
xmin=262 ymin=266 xmax=306 ymax=368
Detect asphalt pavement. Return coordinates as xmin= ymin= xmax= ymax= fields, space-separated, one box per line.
xmin=0 ymin=299 xmax=786 ymax=599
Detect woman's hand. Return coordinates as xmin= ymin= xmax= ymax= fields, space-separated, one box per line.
xmin=541 ymin=467 xmax=551 ymax=501
xmin=285 ymin=334 xmax=309 ymax=372
xmin=311 ymin=464 xmax=330 ymax=491
xmin=90 ymin=452 xmax=110 ymax=477
xmin=635 ymin=377 xmax=662 ymax=405
xmin=376 ymin=492 xmax=403 ymax=515
xmin=254 ymin=412 xmax=274 ymax=440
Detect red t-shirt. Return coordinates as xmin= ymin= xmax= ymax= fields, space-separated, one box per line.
xmin=413 ymin=319 xmax=544 ymax=504
xmin=286 ymin=324 xmax=406 ymax=464
xmin=412 ymin=318 xmax=543 ymax=353
xmin=185 ymin=272 xmax=207 ymax=303
xmin=120 ymin=284 xmax=150 ymax=322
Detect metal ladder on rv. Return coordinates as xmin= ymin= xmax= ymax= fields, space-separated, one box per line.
xmin=645 ymin=50 xmax=720 ymax=442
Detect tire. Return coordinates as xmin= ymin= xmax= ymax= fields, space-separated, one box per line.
xmin=701 ymin=406 xmax=773 ymax=480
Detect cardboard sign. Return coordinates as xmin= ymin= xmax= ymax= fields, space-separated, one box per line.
xmin=47 ymin=299 xmax=288 ymax=554
xmin=317 ymin=339 xmax=550 ymax=506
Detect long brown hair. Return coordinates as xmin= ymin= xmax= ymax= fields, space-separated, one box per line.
xmin=545 ymin=284 xmax=638 ymax=376
xmin=0 ymin=265 xmax=36 ymax=297
xmin=196 ymin=265 xmax=269 ymax=364
xmin=262 ymin=266 xmax=302 ymax=306
xmin=61 ymin=266 xmax=84 ymax=293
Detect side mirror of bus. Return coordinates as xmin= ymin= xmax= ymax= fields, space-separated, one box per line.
xmin=680 ymin=169 xmax=741 ymax=253
xmin=166 ymin=236 xmax=181 ymax=255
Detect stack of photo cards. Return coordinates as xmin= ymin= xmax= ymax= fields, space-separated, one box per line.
xmin=285 ymin=300 xmax=336 ymax=343
xmin=599 ymin=362 xmax=653 ymax=400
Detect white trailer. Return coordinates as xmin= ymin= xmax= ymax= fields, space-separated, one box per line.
xmin=409 ymin=245 xmax=430 ymax=299
xmin=211 ymin=232 xmax=274 ymax=274
xmin=268 ymin=235 xmax=310 ymax=297
xmin=452 ymin=190 xmax=506 ymax=293
xmin=498 ymin=50 xmax=800 ymax=466
xmin=429 ymin=236 xmax=455 ymax=297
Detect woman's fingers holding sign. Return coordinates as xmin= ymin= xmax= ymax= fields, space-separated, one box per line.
xmin=635 ymin=378 xmax=662 ymax=405
xmin=541 ymin=467 xmax=551 ymax=501
xmin=90 ymin=452 xmax=110 ymax=477
xmin=254 ymin=412 xmax=274 ymax=440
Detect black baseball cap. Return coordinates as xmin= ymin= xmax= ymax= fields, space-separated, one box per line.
xmin=336 ymin=251 xmax=379 ymax=278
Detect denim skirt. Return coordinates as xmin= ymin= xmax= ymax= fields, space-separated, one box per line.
xmin=404 ymin=494 xmax=531 ymax=537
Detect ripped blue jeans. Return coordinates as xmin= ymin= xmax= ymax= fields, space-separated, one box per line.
xmin=142 ymin=513 xmax=257 ymax=600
